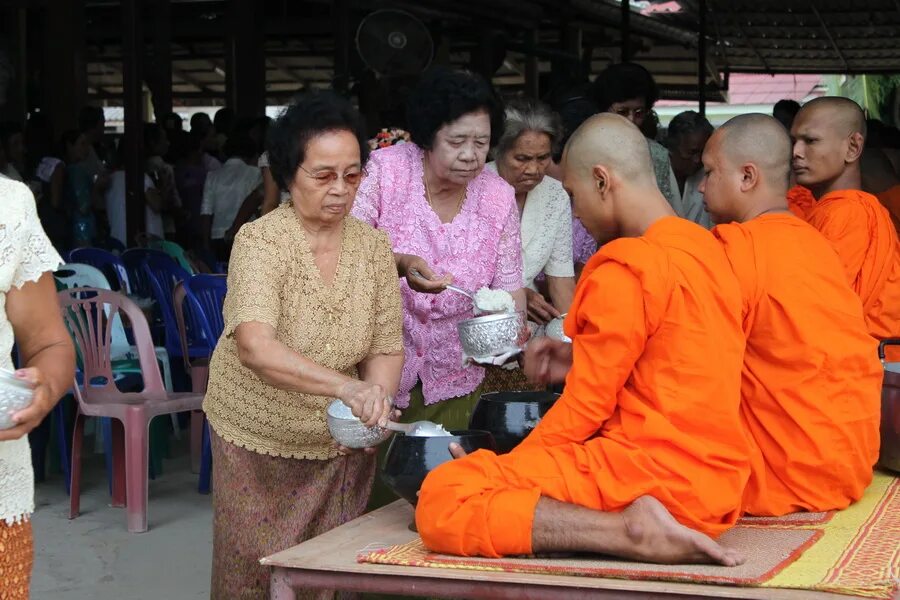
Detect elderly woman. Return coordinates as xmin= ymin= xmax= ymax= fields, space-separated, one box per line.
xmin=487 ymin=98 xmax=575 ymax=323
xmin=666 ymin=110 xmax=715 ymax=228
xmin=353 ymin=67 xmax=524 ymax=431
xmin=0 ymin=178 xmax=74 ymax=599
xmin=202 ymin=92 xmax=404 ymax=600
xmin=592 ymin=63 xmax=682 ymax=214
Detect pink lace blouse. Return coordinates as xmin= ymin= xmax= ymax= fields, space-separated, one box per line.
xmin=353 ymin=143 xmax=523 ymax=408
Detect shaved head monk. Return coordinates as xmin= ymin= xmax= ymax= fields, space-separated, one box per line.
xmin=791 ymin=97 xmax=900 ymax=348
xmin=415 ymin=113 xmax=751 ymax=566
xmin=701 ymin=114 xmax=881 ymax=516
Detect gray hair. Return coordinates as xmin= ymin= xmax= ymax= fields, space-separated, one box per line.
xmin=494 ymin=97 xmax=564 ymax=159
xmin=665 ymin=110 xmax=714 ymax=151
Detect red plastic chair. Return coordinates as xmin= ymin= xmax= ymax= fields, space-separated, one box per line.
xmin=59 ymin=287 xmax=205 ymax=533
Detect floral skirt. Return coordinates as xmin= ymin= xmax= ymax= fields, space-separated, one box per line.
xmin=0 ymin=519 xmax=33 ymax=600
xmin=210 ymin=430 xmax=375 ymax=600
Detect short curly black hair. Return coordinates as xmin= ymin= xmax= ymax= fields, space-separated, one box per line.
xmin=266 ymin=90 xmax=369 ymax=191
xmin=405 ymin=67 xmax=504 ymax=150
xmin=591 ymin=62 xmax=659 ymax=112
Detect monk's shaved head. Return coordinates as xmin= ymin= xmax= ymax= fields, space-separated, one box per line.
xmin=791 ymin=97 xmax=867 ymax=196
xmin=700 ymin=113 xmax=791 ymax=224
xmin=799 ymin=97 xmax=867 ymax=139
xmin=717 ymin=114 xmax=792 ymax=191
xmin=561 ymin=113 xmax=673 ymax=243
xmin=564 ymin=113 xmax=656 ymax=186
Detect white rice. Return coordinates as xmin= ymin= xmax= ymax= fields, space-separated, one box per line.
xmin=473 ymin=287 xmax=515 ymax=313
xmin=409 ymin=424 xmax=452 ymax=437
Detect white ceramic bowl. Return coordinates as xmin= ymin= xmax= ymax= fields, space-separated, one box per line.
xmin=325 ymin=399 xmax=393 ymax=449
xmin=0 ymin=369 xmax=34 ymax=430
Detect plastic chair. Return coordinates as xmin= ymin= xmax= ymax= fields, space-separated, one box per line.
xmin=121 ymin=248 xmax=170 ymax=299
xmin=144 ymin=254 xmax=209 ymax=363
xmin=68 ymin=248 xmax=131 ymax=294
xmin=180 ymin=274 xmax=227 ymax=493
xmin=149 ymin=239 xmax=196 ymax=274
xmin=97 ymin=236 xmax=127 ymax=255
xmin=60 ymin=288 xmax=205 ymax=533
xmin=55 ymin=264 xmax=175 ymax=395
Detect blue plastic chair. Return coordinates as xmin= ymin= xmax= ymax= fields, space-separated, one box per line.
xmin=182 ymin=274 xmax=227 ymax=494
xmin=143 ymin=254 xmax=209 ymax=362
xmin=121 ymin=248 xmax=170 ymax=299
xmin=68 ymin=248 xmax=131 ymax=294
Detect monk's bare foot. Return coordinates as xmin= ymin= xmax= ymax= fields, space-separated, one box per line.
xmin=618 ymin=496 xmax=745 ymax=566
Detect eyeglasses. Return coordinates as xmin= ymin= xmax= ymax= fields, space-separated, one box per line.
xmin=611 ymin=106 xmax=647 ymax=121
xmin=298 ymin=165 xmax=366 ymax=187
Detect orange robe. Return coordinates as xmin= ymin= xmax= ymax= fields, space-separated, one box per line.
xmin=876 ymin=184 xmax=900 ymax=234
xmin=416 ymin=217 xmax=751 ymax=558
xmin=714 ymin=214 xmax=881 ymax=516
xmin=787 ymin=185 xmax=816 ymax=219
xmin=804 ymin=189 xmax=900 ymax=348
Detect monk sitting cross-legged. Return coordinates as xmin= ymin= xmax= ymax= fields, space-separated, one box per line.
xmin=415 ymin=113 xmax=751 ymax=566
xmin=700 ymin=114 xmax=882 ymax=517
xmin=790 ymin=97 xmax=900 ymax=348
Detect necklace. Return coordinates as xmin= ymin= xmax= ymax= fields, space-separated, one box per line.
xmin=423 ymin=159 xmax=465 ymax=221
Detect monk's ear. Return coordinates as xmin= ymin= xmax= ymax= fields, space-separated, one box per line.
xmin=846 ymin=132 xmax=865 ymax=164
xmin=592 ymin=164 xmax=611 ymax=198
xmin=740 ymin=162 xmax=760 ymax=192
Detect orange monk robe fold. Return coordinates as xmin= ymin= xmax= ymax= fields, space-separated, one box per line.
xmin=713 ymin=215 xmax=881 ymax=517
xmin=787 ymin=185 xmax=816 ymax=219
xmin=876 ymin=183 xmax=900 ymax=234
xmin=416 ymin=218 xmax=751 ymax=558
xmin=805 ymin=190 xmax=900 ymax=353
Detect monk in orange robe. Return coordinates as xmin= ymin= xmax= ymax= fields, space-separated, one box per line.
xmin=861 ymin=146 xmax=900 ymax=232
xmin=786 ymin=184 xmax=815 ymax=218
xmin=701 ymin=114 xmax=881 ymax=516
xmin=415 ymin=114 xmax=750 ymax=566
xmin=791 ymin=97 xmax=900 ymax=350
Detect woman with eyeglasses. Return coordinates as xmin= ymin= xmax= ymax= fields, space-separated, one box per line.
xmin=592 ymin=62 xmax=682 ymax=214
xmin=353 ymin=67 xmax=525 ymax=483
xmin=201 ymin=91 xmax=404 ymax=600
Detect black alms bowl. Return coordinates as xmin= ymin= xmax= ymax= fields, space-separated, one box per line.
xmin=468 ymin=390 xmax=559 ymax=454
xmin=380 ymin=430 xmax=497 ymax=506
xmin=880 ymin=367 xmax=900 ymax=473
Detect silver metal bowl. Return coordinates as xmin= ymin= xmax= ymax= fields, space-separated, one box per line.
xmin=457 ymin=311 xmax=528 ymax=357
xmin=544 ymin=315 xmax=572 ymax=343
xmin=326 ymin=399 xmax=393 ymax=449
xmin=0 ymin=369 xmax=34 ymax=430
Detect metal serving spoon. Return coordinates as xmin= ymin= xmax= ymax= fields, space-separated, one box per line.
xmin=385 ymin=420 xmax=452 ymax=437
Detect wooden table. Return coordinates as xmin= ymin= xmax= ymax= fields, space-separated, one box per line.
xmin=261 ymin=501 xmax=864 ymax=600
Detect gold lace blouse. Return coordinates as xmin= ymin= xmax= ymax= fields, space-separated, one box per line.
xmin=203 ymin=204 xmax=403 ymax=459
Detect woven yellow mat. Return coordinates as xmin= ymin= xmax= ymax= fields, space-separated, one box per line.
xmin=358 ymin=473 xmax=899 ymax=599
xmin=762 ymin=472 xmax=899 ymax=599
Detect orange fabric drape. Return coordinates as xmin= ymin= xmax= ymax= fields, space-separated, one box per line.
xmin=714 ymin=214 xmax=881 ymax=516
xmin=805 ymin=190 xmax=900 ymax=352
xmin=416 ymin=218 xmax=750 ymax=558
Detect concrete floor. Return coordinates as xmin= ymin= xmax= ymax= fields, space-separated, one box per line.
xmin=30 ymin=444 xmax=212 ymax=600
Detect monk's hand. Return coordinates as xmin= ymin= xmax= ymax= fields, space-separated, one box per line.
xmin=0 ymin=368 xmax=54 ymax=442
xmin=525 ymin=288 xmax=561 ymax=324
xmin=338 ymin=380 xmax=393 ymax=428
xmin=448 ymin=442 xmax=468 ymax=459
xmin=398 ymin=254 xmax=453 ymax=294
xmin=523 ymin=338 xmax=573 ymax=385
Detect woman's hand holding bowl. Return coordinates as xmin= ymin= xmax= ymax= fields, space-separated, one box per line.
xmin=338 ymin=380 xmax=393 ymax=428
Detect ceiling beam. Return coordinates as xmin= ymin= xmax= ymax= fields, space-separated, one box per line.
xmin=808 ymin=2 xmax=850 ymax=71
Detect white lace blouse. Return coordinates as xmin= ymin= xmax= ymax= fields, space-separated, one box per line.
xmin=486 ymin=164 xmax=575 ymax=289
xmin=0 ymin=178 xmax=63 ymax=524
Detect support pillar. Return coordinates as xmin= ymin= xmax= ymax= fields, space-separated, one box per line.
xmin=698 ymin=0 xmax=707 ymax=116
xmin=147 ymin=0 xmax=172 ymax=120
xmin=226 ymin=0 xmax=265 ymax=119
xmin=41 ymin=0 xmax=86 ymax=135
xmin=123 ymin=0 xmax=145 ymax=244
